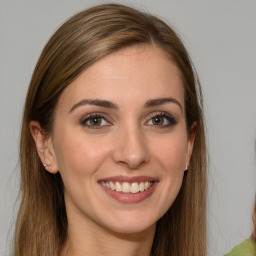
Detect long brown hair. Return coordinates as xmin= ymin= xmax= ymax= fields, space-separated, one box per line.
xmin=14 ymin=4 xmax=207 ymax=256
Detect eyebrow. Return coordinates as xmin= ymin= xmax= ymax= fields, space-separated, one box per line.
xmin=69 ymin=99 xmax=118 ymax=113
xmin=145 ymin=98 xmax=183 ymax=112
xmin=69 ymin=97 xmax=182 ymax=113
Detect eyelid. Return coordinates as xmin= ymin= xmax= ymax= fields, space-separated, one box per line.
xmin=80 ymin=112 xmax=112 ymax=128
xmin=145 ymin=111 xmax=177 ymax=126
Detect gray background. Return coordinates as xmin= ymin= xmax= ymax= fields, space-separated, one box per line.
xmin=1 ymin=0 xmax=256 ymax=255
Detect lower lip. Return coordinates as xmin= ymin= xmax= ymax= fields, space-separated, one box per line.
xmin=99 ymin=182 xmax=158 ymax=204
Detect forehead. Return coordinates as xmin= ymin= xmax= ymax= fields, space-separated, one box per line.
xmin=57 ymin=45 xmax=184 ymax=111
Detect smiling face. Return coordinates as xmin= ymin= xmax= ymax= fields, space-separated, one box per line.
xmin=32 ymin=45 xmax=195 ymax=237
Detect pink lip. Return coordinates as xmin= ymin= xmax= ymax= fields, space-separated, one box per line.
xmin=98 ymin=176 xmax=159 ymax=204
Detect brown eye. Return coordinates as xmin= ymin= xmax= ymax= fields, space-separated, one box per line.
xmin=146 ymin=112 xmax=177 ymax=127
xmin=89 ymin=117 xmax=102 ymax=126
xmin=152 ymin=116 xmax=164 ymax=125
xmin=80 ymin=114 xmax=111 ymax=129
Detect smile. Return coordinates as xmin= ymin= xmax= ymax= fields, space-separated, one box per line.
xmin=100 ymin=181 xmax=154 ymax=194
xmin=98 ymin=176 xmax=158 ymax=204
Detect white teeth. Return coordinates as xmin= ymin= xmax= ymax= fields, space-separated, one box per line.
xmin=110 ymin=181 xmax=115 ymax=190
xmin=131 ymin=182 xmax=139 ymax=193
xmin=115 ymin=182 xmax=122 ymax=192
xmin=139 ymin=182 xmax=145 ymax=192
xmin=101 ymin=181 xmax=153 ymax=194
xmin=122 ymin=182 xmax=131 ymax=193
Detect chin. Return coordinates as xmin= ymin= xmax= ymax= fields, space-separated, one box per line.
xmin=100 ymin=210 xmax=158 ymax=235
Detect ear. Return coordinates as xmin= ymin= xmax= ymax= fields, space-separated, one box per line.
xmin=29 ymin=121 xmax=58 ymax=174
xmin=185 ymin=122 xmax=197 ymax=170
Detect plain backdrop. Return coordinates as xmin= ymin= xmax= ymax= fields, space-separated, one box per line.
xmin=0 ymin=0 xmax=256 ymax=255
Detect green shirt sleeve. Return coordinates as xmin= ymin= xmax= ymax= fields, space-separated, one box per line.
xmin=224 ymin=240 xmax=256 ymax=256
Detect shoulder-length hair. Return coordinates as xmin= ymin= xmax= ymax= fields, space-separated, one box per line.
xmin=14 ymin=4 xmax=207 ymax=256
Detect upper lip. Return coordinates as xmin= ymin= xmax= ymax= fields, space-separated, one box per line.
xmin=98 ymin=175 xmax=159 ymax=183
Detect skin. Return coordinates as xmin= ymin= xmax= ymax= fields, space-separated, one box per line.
xmin=30 ymin=45 xmax=196 ymax=256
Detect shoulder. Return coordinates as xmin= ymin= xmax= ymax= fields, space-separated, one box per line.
xmin=224 ymin=239 xmax=256 ymax=256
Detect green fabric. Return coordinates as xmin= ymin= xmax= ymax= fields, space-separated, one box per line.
xmin=224 ymin=240 xmax=256 ymax=256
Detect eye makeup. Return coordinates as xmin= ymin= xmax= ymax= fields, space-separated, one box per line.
xmin=79 ymin=110 xmax=177 ymax=131
xmin=80 ymin=112 xmax=112 ymax=129
xmin=146 ymin=111 xmax=177 ymax=128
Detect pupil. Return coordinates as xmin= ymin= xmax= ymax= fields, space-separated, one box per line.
xmin=90 ymin=117 xmax=101 ymax=126
xmin=153 ymin=116 xmax=163 ymax=125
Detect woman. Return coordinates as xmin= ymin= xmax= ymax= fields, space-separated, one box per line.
xmin=224 ymin=201 xmax=256 ymax=256
xmin=14 ymin=3 xmax=207 ymax=256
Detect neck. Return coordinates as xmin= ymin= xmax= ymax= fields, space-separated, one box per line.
xmin=61 ymin=217 xmax=155 ymax=256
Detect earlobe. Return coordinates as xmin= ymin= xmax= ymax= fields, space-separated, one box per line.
xmin=29 ymin=121 xmax=58 ymax=174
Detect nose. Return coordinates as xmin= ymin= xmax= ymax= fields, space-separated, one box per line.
xmin=112 ymin=126 xmax=150 ymax=169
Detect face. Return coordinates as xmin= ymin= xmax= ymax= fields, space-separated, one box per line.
xmin=33 ymin=45 xmax=195 ymax=235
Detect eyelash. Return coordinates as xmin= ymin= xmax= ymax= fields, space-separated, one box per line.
xmin=80 ymin=111 xmax=177 ymax=129
xmin=80 ymin=113 xmax=111 ymax=129
xmin=146 ymin=111 xmax=177 ymax=127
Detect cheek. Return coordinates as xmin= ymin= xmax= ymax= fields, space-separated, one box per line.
xmin=53 ymin=131 xmax=111 ymax=179
xmin=150 ymin=133 xmax=188 ymax=173
xmin=148 ymin=133 xmax=188 ymax=217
